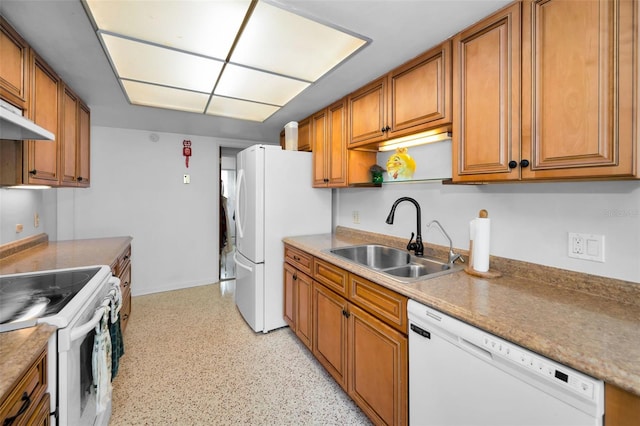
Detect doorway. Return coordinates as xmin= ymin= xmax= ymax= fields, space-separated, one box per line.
xmin=219 ymin=147 xmax=241 ymax=281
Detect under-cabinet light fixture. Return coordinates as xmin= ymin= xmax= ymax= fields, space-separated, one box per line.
xmin=6 ymin=185 xmax=53 ymax=189
xmin=378 ymin=131 xmax=452 ymax=152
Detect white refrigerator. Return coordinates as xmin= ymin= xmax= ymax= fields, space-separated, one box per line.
xmin=234 ymin=145 xmax=331 ymax=333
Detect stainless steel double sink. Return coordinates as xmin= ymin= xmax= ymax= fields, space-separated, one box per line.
xmin=326 ymin=244 xmax=463 ymax=283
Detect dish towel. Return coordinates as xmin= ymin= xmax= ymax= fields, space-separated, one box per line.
xmin=109 ymin=284 xmax=125 ymax=380
xmin=93 ymin=309 xmax=112 ymax=414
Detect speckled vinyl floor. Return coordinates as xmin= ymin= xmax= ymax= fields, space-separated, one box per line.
xmin=110 ymin=281 xmax=371 ymax=426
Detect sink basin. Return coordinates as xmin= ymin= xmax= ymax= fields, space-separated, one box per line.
xmin=329 ymin=244 xmax=410 ymax=270
xmin=327 ymin=244 xmax=462 ymax=283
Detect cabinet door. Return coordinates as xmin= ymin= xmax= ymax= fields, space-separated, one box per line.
xmin=0 ymin=17 xmax=29 ymax=108
xmin=283 ymin=263 xmax=296 ymax=329
xmin=452 ymin=2 xmax=521 ymax=182
xmin=521 ymin=0 xmax=636 ymax=179
xmin=348 ymin=76 xmax=387 ymax=147
xmin=326 ymin=98 xmax=348 ymax=187
xmin=295 ymin=270 xmax=313 ymax=350
xmin=297 ymin=117 xmax=312 ymax=152
xmin=388 ymin=40 xmax=452 ymax=138
xmin=348 ymin=303 xmax=408 ymax=426
xmin=60 ymin=85 xmax=78 ymax=185
xmin=605 ymin=383 xmax=640 ymax=426
xmin=311 ymin=109 xmax=328 ymax=187
xmin=76 ymin=102 xmax=90 ymax=187
xmin=27 ymin=52 xmax=60 ymax=185
xmin=313 ymin=282 xmax=348 ymax=391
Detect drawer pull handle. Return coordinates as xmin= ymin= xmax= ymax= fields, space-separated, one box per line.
xmin=4 ymin=392 xmax=31 ymax=426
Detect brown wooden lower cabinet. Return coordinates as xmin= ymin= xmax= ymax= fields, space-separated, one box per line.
xmin=110 ymin=243 xmax=132 ymax=333
xmin=0 ymin=347 xmax=49 ymax=426
xmin=348 ymin=303 xmax=407 ymax=426
xmin=284 ymin=245 xmax=408 ymax=425
xmin=283 ymin=263 xmax=314 ymax=350
xmin=605 ymin=383 xmax=640 ymax=426
xmin=311 ymin=281 xmax=408 ymax=425
xmin=313 ymin=281 xmax=349 ymax=391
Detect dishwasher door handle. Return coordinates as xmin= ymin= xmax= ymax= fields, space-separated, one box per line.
xmin=459 ymin=337 xmax=493 ymax=361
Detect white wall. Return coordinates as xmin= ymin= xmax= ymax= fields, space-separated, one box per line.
xmin=56 ymin=126 xmax=255 ymax=295
xmin=335 ymin=180 xmax=640 ymax=283
xmin=0 ymin=188 xmax=57 ymax=244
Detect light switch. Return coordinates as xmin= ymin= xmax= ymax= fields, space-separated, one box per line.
xmin=183 ymin=174 xmax=190 ymax=184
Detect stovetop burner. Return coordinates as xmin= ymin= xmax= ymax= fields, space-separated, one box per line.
xmin=0 ymin=267 xmax=101 ymax=326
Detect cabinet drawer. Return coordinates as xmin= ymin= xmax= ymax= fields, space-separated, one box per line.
xmin=119 ymin=263 xmax=131 ymax=295
xmin=284 ymin=245 xmax=313 ymax=276
xmin=0 ymin=349 xmax=47 ymax=425
xmin=121 ymin=289 xmax=131 ymax=333
xmin=313 ymin=258 xmax=349 ymax=298
xmin=26 ymin=392 xmax=50 ymax=426
xmin=349 ymin=274 xmax=408 ymax=333
xmin=115 ymin=245 xmax=132 ymax=276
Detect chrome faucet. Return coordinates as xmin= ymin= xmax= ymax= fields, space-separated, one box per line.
xmin=426 ymin=220 xmax=464 ymax=265
xmin=385 ymin=197 xmax=424 ymax=256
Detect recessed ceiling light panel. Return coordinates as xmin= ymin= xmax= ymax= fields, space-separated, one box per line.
xmin=122 ymin=80 xmax=210 ymax=113
xmin=101 ymin=33 xmax=223 ymax=93
xmin=215 ymin=64 xmax=310 ymax=106
xmin=206 ymin=96 xmax=280 ymax=122
xmin=83 ymin=0 xmax=369 ymax=122
xmin=85 ymin=0 xmax=250 ymax=59
xmin=231 ymin=2 xmax=367 ymax=81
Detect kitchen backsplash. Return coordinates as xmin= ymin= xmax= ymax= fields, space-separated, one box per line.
xmin=335 ymin=180 xmax=640 ymax=283
xmin=0 ymin=188 xmax=56 ymax=246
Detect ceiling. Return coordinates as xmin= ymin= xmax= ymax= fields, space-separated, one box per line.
xmin=0 ymin=0 xmax=511 ymax=144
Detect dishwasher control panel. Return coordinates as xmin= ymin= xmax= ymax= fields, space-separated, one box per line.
xmin=481 ymin=335 xmax=595 ymax=399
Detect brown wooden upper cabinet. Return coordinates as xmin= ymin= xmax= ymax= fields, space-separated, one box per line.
xmin=61 ymin=84 xmax=91 ymax=187
xmin=26 ymin=50 xmax=61 ymax=185
xmin=312 ymin=99 xmax=349 ymax=187
xmin=453 ymin=0 xmax=638 ymax=182
xmin=1 ymin=17 xmax=91 ymax=188
xmin=0 ymin=16 xmax=29 ymax=110
xmin=297 ymin=117 xmax=312 ymax=152
xmin=312 ymin=98 xmax=376 ymax=188
xmin=348 ymin=40 xmax=452 ymax=150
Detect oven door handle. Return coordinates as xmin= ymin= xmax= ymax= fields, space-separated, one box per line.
xmin=69 ymin=305 xmax=108 ymax=343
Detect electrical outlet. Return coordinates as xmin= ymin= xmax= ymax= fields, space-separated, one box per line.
xmin=34 ymin=213 xmax=40 ymax=228
xmin=352 ymin=210 xmax=360 ymax=224
xmin=568 ymin=233 xmax=605 ymax=262
xmin=16 ymin=224 xmax=23 ymax=233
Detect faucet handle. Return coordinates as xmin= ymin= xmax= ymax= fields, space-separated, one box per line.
xmin=407 ymin=232 xmax=417 ymax=252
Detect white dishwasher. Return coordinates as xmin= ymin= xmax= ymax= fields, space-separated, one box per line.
xmin=408 ymin=299 xmax=604 ymax=426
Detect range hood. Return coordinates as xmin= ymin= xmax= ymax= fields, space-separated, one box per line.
xmin=0 ymin=99 xmax=54 ymax=141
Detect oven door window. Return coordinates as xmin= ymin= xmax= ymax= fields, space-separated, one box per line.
xmin=60 ymin=328 xmax=100 ymax=426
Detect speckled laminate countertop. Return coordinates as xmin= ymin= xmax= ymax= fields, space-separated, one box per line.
xmin=0 ymin=324 xmax=56 ymax=403
xmin=284 ymin=227 xmax=640 ymax=397
xmin=0 ymin=234 xmax=132 ymax=274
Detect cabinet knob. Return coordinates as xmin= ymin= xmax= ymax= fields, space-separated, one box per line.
xmin=508 ymin=161 xmax=518 ymax=169
xmin=29 ymin=169 xmax=37 ymax=175
xmin=77 ymin=176 xmax=84 ymax=181
xmin=520 ymin=159 xmax=530 ymax=168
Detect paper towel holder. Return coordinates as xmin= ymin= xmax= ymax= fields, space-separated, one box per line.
xmin=464 ymin=209 xmax=502 ymax=278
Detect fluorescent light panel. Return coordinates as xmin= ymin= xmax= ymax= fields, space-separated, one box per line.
xmin=83 ymin=0 xmax=368 ymax=122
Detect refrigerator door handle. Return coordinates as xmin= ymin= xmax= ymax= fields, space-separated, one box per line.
xmin=235 ymin=168 xmax=245 ymax=239
xmin=234 ymin=252 xmax=253 ymax=272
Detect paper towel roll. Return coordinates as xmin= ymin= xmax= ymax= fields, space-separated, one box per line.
xmin=470 ymin=217 xmax=490 ymax=272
